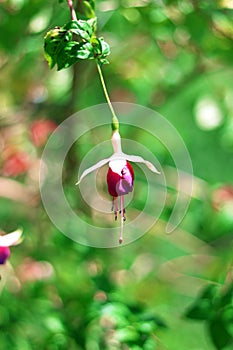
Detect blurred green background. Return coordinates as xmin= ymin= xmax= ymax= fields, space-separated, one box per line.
xmin=1 ymin=0 xmax=233 ymax=349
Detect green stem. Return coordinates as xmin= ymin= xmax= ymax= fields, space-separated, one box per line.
xmin=96 ymin=63 xmax=119 ymax=132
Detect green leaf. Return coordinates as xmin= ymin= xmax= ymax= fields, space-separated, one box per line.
xmin=90 ymin=37 xmax=110 ymax=64
xmin=143 ymin=338 xmax=158 ymax=350
xmin=208 ymin=316 xmax=233 ymax=350
xmin=44 ymin=28 xmax=72 ymax=69
xmin=57 ymin=42 xmax=94 ymax=69
xmin=222 ymin=306 xmax=233 ymax=337
xmin=75 ymin=42 xmax=94 ymax=60
xmin=64 ymin=20 xmax=93 ymax=41
xmin=99 ymin=38 xmax=110 ymax=57
xmin=137 ymin=321 xmax=155 ymax=334
xmin=115 ymin=327 xmax=140 ymax=343
xmin=218 ymin=284 xmax=233 ymax=308
xmin=184 ymin=284 xmax=219 ymax=320
xmin=44 ymin=24 xmax=96 ymax=70
xmin=44 ymin=17 xmax=110 ymax=70
xmin=90 ymin=37 xmax=101 ymax=54
xmin=139 ymin=313 xmax=167 ymax=328
xmin=77 ymin=0 xmax=96 ymax=19
xmin=98 ymin=58 xmax=109 ymax=65
xmin=56 ymin=42 xmax=78 ymax=70
xmin=87 ymin=17 xmax=97 ymax=31
xmin=185 ymin=299 xmax=214 ymax=320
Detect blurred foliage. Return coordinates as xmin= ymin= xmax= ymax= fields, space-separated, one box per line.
xmin=0 ymin=0 xmax=233 ymax=349
xmin=185 ymin=283 xmax=233 ymax=349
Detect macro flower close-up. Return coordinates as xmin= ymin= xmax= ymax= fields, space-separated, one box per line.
xmin=1 ymin=0 xmax=233 ymax=348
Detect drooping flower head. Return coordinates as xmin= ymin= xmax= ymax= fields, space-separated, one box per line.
xmin=107 ymin=158 xmax=135 ymax=244
xmin=107 ymin=160 xmax=134 ymax=197
xmin=77 ymin=130 xmax=160 ymax=244
xmin=0 ymin=229 xmax=23 ymax=264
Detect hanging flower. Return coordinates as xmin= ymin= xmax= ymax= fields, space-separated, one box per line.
xmin=77 ymin=131 xmax=160 ymax=244
xmin=0 ymin=229 xmax=23 ymax=264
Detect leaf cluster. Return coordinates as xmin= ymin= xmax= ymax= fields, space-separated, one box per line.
xmin=185 ymin=283 xmax=233 ymax=350
xmin=86 ymin=298 xmax=167 ymax=349
xmin=44 ymin=18 xmax=110 ymax=70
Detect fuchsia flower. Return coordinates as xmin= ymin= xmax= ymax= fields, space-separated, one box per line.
xmin=0 ymin=229 xmax=23 ymax=264
xmin=77 ymin=131 xmax=160 ymax=244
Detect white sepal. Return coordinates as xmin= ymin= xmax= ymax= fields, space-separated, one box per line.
xmin=123 ymin=154 xmax=160 ymax=174
xmin=76 ymin=157 xmax=111 ymax=185
xmin=0 ymin=229 xmax=23 ymax=247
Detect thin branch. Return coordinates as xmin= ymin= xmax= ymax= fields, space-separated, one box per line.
xmin=67 ymin=0 xmax=78 ymax=21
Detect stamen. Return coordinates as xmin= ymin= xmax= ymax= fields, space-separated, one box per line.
xmin=123 ymin=208 xmax=126 ymax=221
xmin=119 ymin=196 xmax=124 ymax=244
xmin=114 ymin=197 xmax=118 ymax=221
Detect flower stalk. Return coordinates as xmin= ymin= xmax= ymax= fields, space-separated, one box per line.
xmin=96 ymin=63 xmax=119 ymax=132
xmin=65 ymin=0 xmax=118 ymax=132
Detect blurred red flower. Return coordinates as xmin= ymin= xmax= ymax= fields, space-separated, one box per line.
xmin=212 ymin=185 xmax=233 ymax=211
xmin=2 ymin=151 xmax=30 ymax=177
xmin=30 ymin=119 xmax=57 ymax=147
